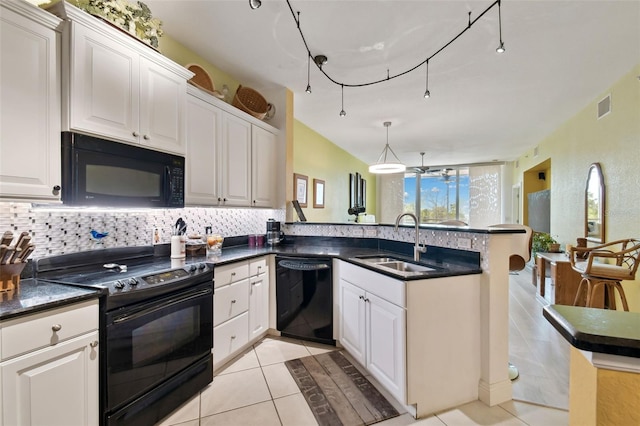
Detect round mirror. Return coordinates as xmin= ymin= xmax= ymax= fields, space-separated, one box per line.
xmin=585 ymin=163 xmax=605 ymax=243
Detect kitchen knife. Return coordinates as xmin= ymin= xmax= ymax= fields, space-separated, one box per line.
xmin=13 ymin=231 xmax=29 ymax=250
xmin=14 ymin=244 xmax=34 ymax=263
xmin=1 ymin=231 xmax=13 ymax=246
xmin=15 ymin=234 xmax=31 ymax=252
xmin=1 ymin=247 xmax=15 ymax=265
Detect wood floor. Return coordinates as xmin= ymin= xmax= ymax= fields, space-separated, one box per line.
xmin=509 ymin=267 xmax=570 ymax=410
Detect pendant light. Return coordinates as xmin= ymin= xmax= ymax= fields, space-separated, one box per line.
xmin=369 ymin=122 xmax=406 ymax=174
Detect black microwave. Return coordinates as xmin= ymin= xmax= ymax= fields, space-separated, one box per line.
xmin=61 ymin=132 xmax=185 ymax=208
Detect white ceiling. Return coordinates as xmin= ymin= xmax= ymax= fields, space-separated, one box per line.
xmin=146 ymin=0 xmax=640 ymax=168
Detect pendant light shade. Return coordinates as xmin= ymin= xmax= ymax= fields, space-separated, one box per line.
xmin=369 ymin=122 xmax=406 ymax=174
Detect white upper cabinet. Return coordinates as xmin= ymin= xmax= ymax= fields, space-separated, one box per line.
xmin=219 ymin=112 xmax=252 ymax=206
xmin=48 ymin=1 xmax=191 ymax=155
xmin=251 ymin=125 xmax=277 ymax=207
xmin=0 ymin=0 xmax=62 ymax=201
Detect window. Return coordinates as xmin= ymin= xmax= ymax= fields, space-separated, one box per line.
xmin=403 ymin=168 xmax=470 ymax=224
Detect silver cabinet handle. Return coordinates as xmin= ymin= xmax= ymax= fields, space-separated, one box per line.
xmin=231 ymin=272 xmax=236 ymax=276
xmin=90 ymin=341 xmax=98 ymax=348
xmin=359 ymin=295 xmax=364 ymax=300
xmin=231 ymin=335 xmax=236 ymax=339
xmin=51 ymin=324 xmax=62 ymax=332
xmin=143 ymin=134 xmax=150 ymax=140
xmin=231 ymin=299 xmax=236 ymax=303
xmin=132 ymin=131 xmax=139 ymax=137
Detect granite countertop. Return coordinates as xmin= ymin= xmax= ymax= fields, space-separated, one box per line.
xmin=543 ymin=304 xmax=640 ymax=358
xmin=0 ymin=279 xmax=102 ymax=321
xmin=2 ymin=238 xmax=482 ymax=321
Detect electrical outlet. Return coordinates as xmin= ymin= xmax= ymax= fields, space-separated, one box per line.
xmin=352 ymin=228 xmax=364 ymax=238
xmin=365 ymin=228 xmax=377 ymax=238
xmin=457 ymin=237 xmax=472 ymax=249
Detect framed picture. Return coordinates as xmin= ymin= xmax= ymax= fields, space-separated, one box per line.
xmin=294 ymin=173 xmax=308 ymax=207
xmin=313 ymin=179 xmax=325 ymax=208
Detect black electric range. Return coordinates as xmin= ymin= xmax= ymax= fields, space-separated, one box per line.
xmin=35 ymin=246 xmax=214 ymax=426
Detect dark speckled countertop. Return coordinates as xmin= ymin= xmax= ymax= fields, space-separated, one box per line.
xmin=0 ymin=279 xmax=102 ymax=321
xmin=543 ymin=304 xmax=640 ymax=358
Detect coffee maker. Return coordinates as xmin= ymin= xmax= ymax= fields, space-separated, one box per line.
xmin=266 ymin=219 xmax=283 ymax=245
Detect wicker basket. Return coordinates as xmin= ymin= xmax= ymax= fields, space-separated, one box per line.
xmin=186 ymin=64 xmax=224 ymax=99
xmin=232 ymin=85 xmax=268 ymax=120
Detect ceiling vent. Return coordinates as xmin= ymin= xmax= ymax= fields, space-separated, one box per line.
xmin=597 ymin=94 xmax=611 ymax=119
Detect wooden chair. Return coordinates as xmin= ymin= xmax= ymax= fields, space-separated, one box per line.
xmin=570 ymin=238 xmax=640 ymax=311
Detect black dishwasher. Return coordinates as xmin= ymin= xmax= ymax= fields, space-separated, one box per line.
xmin=276 ymin=256 xmax=335 ymax=345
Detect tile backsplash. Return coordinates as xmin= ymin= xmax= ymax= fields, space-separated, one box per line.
xmin=0 ymin=202 xmax=285 ymax=259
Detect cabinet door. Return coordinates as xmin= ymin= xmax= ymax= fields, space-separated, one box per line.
xmin=1 ymin=331 xmax=99 ymax=426
xmin=0 ymin=6 xmax=61 ymax=201
xmin=185 ymin=94 xmax=221 ymax=205
xmin=139 ymin=57 xmax=186 ymax=155
xmin=251 ymin=126 xmax=277 ymax=208
xmin=70 ymin=22 xmax=139 ymax=143
xmin=366 ymin=292 xmax=406 ymax=403
xmin=339 ymin=280 xmax=366 ymax=366
xmin=219 ymin=113 xmax=251 ymax=206
xmin=249 ymin=270 xmax=269 ymax=340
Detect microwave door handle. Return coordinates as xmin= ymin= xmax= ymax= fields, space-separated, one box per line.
xmin=165 ymin=166 xmax=172 ymax=202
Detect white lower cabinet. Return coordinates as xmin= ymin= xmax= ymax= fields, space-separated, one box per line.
xmin=213 ymin=256 xmax=270 ymax=370
xmin=0 ymin=300 xmax=99 ymax=426
xmin=339 ymin=267 xmax=406 ymax=404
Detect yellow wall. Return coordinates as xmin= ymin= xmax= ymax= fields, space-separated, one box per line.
xmin=513 ymin=64 xmax=640 ymax=311
xmin=522 ymin=158 xmax=551 ymax=227
xmin=159 ymin=35 xmax=241 ymax=103
xmin=293 ymin=120 xmax=376 ymax=223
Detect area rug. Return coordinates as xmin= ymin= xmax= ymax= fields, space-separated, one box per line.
xmin=284 ymin=351 xmax=399 ymax=426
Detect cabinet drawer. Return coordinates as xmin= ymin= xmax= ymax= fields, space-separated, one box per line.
xmin=213 ymin=311 xmax=249 ymax=367
xmin=1 ymin=300 xmax=98 ymax=361
xmin=340 ymin=261 xmax=405 ymax=307
xmin=215 ymin=261 xmax=249 ymax=288
xmin=214 ymin=279 xmax=249 ymax=326
xmin=249 ymin=257 xmax=267 ymax=277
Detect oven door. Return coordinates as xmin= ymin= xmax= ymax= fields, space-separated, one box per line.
xmin=105 ymin=282 xmax=213 ymax=412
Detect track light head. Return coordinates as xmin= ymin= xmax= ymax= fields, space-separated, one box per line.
xmin=314 ymin=55 xmax=328 ymax=69
xmin=423 ymin=90 xmax=430 ymax=99
xmin=249 ymin=0 xmax=261 ymax=9
xmin=339 ymin=109 xmax=346 ymax=117
xmin=496 ymin=41 xmax=505 ymax=53
xmin=305 ymin=85 xmax=312 ymax=94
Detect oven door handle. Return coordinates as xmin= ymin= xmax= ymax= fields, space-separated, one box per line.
xmin=112 ymin=287 xmax=212 ymax=324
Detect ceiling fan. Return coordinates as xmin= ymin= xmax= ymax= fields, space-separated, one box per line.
xmin=411 ymin=153 xmax=453 ymax=177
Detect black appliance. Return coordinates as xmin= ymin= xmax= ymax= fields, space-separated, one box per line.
xmin=61 ymin=132 xmax=185 ymax=208
xmin=275 ymin=256 xmax=335 ymax=345
xmin=266 ymin=219 xmax=284 ymax=245
xmin=36 ymin=247 xmax=213 ymax=426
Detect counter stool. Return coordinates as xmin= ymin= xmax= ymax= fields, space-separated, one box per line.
xmin=570 ymin=239 xmax=640 ymax=311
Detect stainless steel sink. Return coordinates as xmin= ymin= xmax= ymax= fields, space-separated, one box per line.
xmin=375 ymin=261 xmax=436 ymax=273
xmin=353 ymin=255 xmax=437 ymax=276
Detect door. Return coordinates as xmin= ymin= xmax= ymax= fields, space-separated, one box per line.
xmin=0 ymin=6 xmax=61 ymax=200
xmin=185 ymin=94 xmax=222 ymax=205
xmin=70 ymin=22 xmax=139 ymax=143
xmin=251 ymin=126 xmax=277 ymax=207
xmin=219 ymin=113 xmax=251 ymax=206
xmin=249 ymin=270 xmax=269 ymax=339
xmin=139 ymin=57 xmax=186 ymax=154
xmin=339 ymin=280 xmax=366 ymax=366
xmin=366 ymin=292 xmax=406 ymax=403
xmin=1 ymin=332 xmax=99 ymax=426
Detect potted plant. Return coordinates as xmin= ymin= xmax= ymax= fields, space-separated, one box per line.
xmin=532 ymin=232 xmax=558 ymax=255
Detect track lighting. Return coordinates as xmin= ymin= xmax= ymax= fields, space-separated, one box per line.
xmin=249 ymin=0 xmax=261 ymax=10
xmin=285 ymin=0 xmax=505 ymax=113
xmin=369 ymin=122 xmax=406 ymax=174
xmin=424 ymin=59 xmax=431 ymax=99
xmin=305 ymin=55 xmax=312 ymax=93
xmin=496 ymin=0 xmax=505 ymax=53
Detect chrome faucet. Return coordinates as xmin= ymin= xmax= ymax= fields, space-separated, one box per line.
xmin=394 ymin=213 xmax=427 ymax=262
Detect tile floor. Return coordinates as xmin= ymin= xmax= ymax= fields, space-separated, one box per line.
xmin=157 ymin=268 xmax=570 ymax=426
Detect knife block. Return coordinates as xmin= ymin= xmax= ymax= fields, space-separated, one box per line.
xmin=0 ymin=263 xmax=26 ymax=293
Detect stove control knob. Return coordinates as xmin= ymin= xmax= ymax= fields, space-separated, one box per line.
xmin=114 ymin=280 xmax=125 ymax=289
xmin=190 ymin=264 xmax=197 ymax=272
xmin=128 ymin=278 xmax=138 ymax=286
xmin=198 ymin=263 xmax=206 ymax=270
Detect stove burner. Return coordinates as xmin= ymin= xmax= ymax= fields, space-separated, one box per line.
xmin=103 ymin=263 xmax=127 ymax=272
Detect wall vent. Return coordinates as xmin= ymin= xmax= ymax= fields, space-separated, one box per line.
xmin=597 ymin=94 xmax=611 ymax=119
xmin=533 ymin=146 xmax=539 ymax=158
